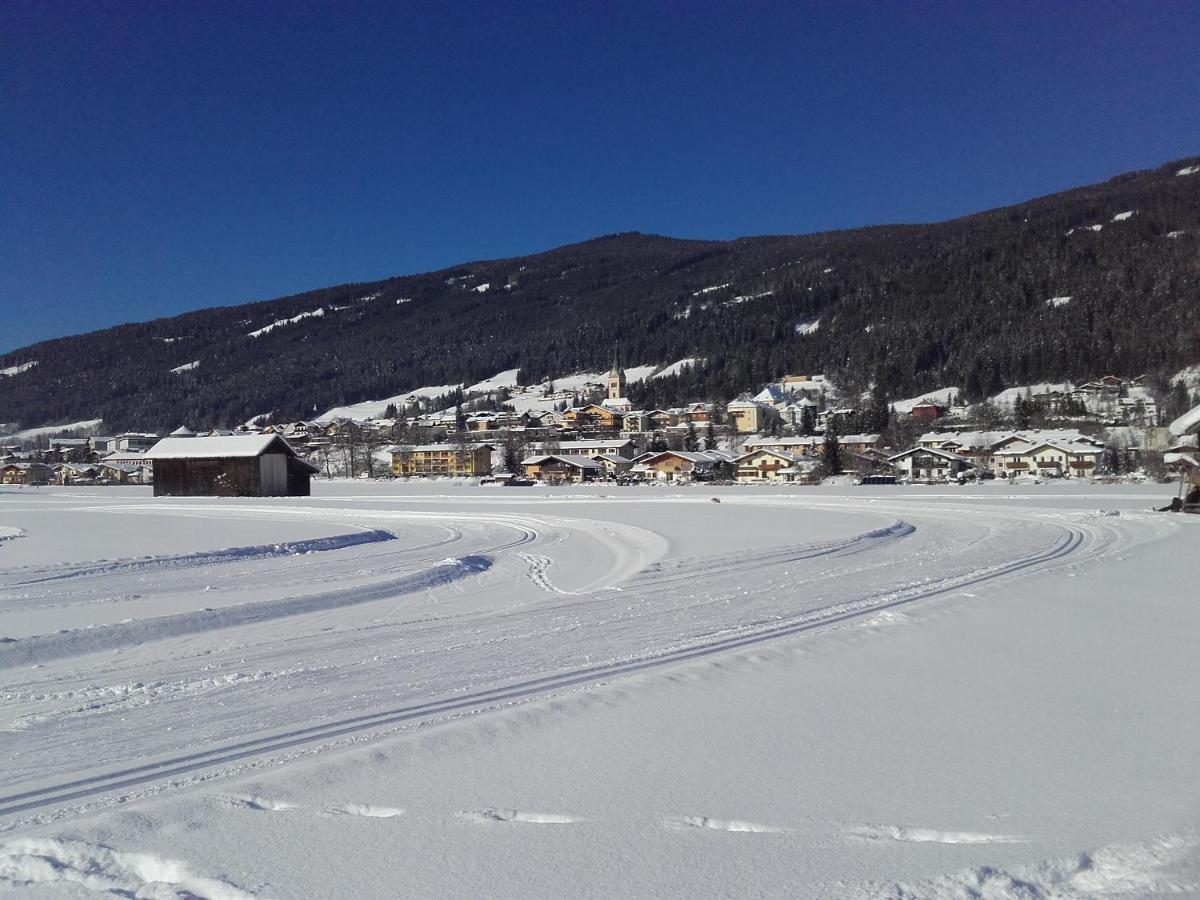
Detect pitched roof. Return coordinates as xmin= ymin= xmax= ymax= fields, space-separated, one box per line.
xmin=521 ymin=454 xmax=601 ymax=469
xmin=144 ymin=434 xmax=302 ymax=460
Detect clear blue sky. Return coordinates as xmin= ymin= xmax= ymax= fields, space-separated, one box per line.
xmin=3 ymin=1 xmax=1198 ymax=353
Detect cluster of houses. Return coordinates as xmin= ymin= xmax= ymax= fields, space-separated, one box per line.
xmin=5 ymin=361 xmax=1164 ymax=496
xmin=1 ymin=432 xmax=159 ymax=486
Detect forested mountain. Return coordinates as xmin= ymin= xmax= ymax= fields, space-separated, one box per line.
xmin=3 ymin=156 xmax=1200 ymax=433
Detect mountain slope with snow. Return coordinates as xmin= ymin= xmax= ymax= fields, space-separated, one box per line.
xmin=2 ymin=154 xmax=1199 ymax=432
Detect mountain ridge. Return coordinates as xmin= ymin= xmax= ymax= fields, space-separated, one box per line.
xmin=3 ymin=154 xmax=1199 ymax=432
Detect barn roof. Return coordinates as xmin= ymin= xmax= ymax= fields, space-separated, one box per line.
xmin=144 ymin=434 xmax=303 ymax=460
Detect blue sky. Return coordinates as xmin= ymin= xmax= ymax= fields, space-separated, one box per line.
xmin=3 ymin=1 xmax=1198 ymax=352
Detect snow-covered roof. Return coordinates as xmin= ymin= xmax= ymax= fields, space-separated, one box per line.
xmin=735 ymin=448 xmax=806 ymax=464
xmin=536 ymin=439 xmax=632 ymax=450
xmin=1164 ymin=451 xmax=1200 ymax=469
xmin=521 ymin=454 xmax=601 ymax=469
xmin=391 ymin=443 xmax=494 ymax=452
xmin=169 ymin=426 xmax=196 ymax=437
xmin=144 ymin=434 xmax=300 ymax=459
xmin=1169 ymin=404 xmax=1200 ymax=437
xmin=888 ymin=447 xmax=972 ymax=463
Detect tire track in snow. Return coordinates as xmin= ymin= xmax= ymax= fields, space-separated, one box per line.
xmin=0 ymin=524 xmax=1085 ymax=821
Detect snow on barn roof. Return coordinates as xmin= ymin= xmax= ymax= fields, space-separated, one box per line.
xmin=144 ymin=434 xmax=302 ymax=459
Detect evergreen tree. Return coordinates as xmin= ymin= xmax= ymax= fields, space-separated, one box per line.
xmin=823 ymin=423 xmax=842 ymax=475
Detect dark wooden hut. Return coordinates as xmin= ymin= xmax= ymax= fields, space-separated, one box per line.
xmin=144 ymin=434 xmax=318 ymax=497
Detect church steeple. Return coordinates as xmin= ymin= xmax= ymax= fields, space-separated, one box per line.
xmin=608 ymin=348 xmax=626 ymax=401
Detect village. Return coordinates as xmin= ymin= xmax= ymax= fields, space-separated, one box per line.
xmin=4 ymin=361 xmax=1199 ymax=497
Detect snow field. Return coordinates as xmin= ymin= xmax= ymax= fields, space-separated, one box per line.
xmin=0 ymin=483 xmax=1196 ymax=897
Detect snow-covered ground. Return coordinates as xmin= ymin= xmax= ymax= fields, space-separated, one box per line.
xmin=1 ymin=482 xmax=1198 ymax=898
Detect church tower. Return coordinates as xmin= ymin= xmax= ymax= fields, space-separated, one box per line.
xmin=608 ymin=350 xmax=626 ymax=401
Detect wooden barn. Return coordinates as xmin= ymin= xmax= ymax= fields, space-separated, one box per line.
xmin=144 ymin=434 xmax=318 ymax=497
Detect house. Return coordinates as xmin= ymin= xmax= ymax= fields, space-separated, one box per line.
xmin=734 ymin=448 xmax=809 ymax=482
xmin=726 ymin=399 xmax=768 ymax=433
xmin=993 ymin=440 xmax=1103 ymax=478
xmin=909 ymin=401 xmax=948 ymax=424
xmin=521 ymin=454 xmax=601 ymax=484
xmin=741 ymin=436 xmax=822 ymax=456
xmin=591 ymin=453 xmax=633 ymax=477
xmin=1 ymin=462 xmax=54 ymax=485
xmin=684 ymin=402 xmax=713 ymax=423
xmin=646 ymin=409 xmax=678 ymax=430
xmin=391 ymin=443 xmax=494 ymax=477
xmin=54 ymin=463 xmax=101 ymax=485
xmin=562 ymin=404 xmax=621 ymax=431
xmin=887 ymin=447 xmax=974 ymax=482
xmin=532 ymin=438 xmax=635 ymax=458
xmin=144 ymin=434 xmax=318 ymax=497
xmin=634 ymin=450 xmax=728 ymax=481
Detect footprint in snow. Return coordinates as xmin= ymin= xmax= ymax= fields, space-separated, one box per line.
xmin=220 ymin=795 xmax=300 ymax=812
xmin=325 ymin=803 xmax=405 ymax=818
xmin=846 ymin=824 xmax=1026 ymax=844
xmin=461 ymin=808 xmax=580 ymax=825
xmin=665 ymin=815 xmax=787 ymax=833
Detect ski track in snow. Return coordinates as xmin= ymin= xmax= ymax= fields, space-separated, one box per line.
xmin=0 ymin=491 xmax=1163 ymax=831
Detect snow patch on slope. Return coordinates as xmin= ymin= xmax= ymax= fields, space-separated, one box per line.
xmin=1046 ymin=295 xmax=1072 ymax=307
xmin=1111 ymin=210 xmax=1135 ymax=222
xmin=247 ymin=307 xmax=325 ymax=338
xmin=318 ymin=383 xmax=463 ymax=421
xmin=1177 ymin=165 xmax=1200 ymax=176
xmin=794 ymin=318 xmax=821 ymax=336
xmin=655 ymin=358 xmax=703 ymax=379
xmin=0 ymin=419 xmax=104 ymax=441
xmin=889 ymin=388 xmax=961 ymax=414
xmin=466 ymin=368 xmax=521 ymax=394
xmin=990 ymin=382 xmax=1074 ymax=409
xmin=170 ymin=360 xmax=200 ymax=374
xmin=0 ymin=361 xmax=37 ymax=377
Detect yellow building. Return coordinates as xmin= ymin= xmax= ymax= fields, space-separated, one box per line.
xmin=726 ymin=400 xmax=767 ymax=434
xmin=391 ymin=443 xmax=493 ymax=477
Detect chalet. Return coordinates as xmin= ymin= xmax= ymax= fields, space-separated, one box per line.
xmin=391 ymin=443 xmax=494 ymax=477
xmin=734 ymin=448 xmax=808 ymax=482
xmin=1 ymin=462 xmax=54 ymax=485
xmin=591 ymin=453 xmax=633 ymax=477
xmin=741 ymin=436 xmax=822 ymax=456
xmin=684 ymin=403 xmax=713 ymax=423
xmin=634 ymin=450 xmax=730 ymax=482
xmin=562 ymin=404 xmax=621 ymax=431
xmin=145 ymin=434 xmax=318 ymax=497
xmin=521 ymin=454 xmax=601 ymax=484
xmin=993 ymin=440 xmax=1103 ymax=478
xmin=54 ymin=463 xmax=101 ymax=485
xmin=647 ymin=409 xmax=678 ymax=430
xmin=887 ymin=447 xmax=973 ymax=482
